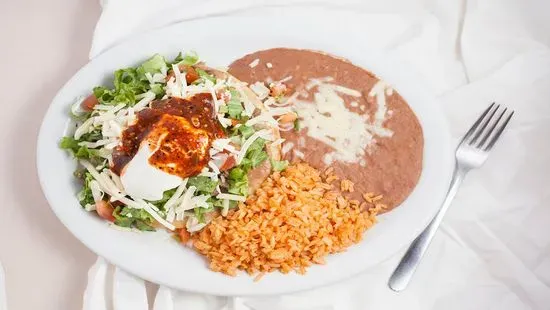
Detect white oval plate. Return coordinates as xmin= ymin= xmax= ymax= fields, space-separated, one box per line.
xmin=37 ymin=13 xmax=453 ymax=296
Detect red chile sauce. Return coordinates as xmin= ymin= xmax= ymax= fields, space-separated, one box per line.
xmin=111 ymin=93 xmax=225 ymax=177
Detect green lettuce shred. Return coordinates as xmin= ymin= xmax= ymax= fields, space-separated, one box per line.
xmin=113 ymin=206 xmax=156 ymax=231
xmin=187 ymin=176 xmax=218 ymax=194
xmin=227 ymin=100 xmax=244 ymax=119
xmin=136 ymin=54 xmax=168 ymax=76
xmin=227 ymin=167 xmax=249 ymax=196
xmin=76 ymin=172 xmax=95 ymax=207
xmin=195 ymin=68 xmax=216 ymax=84
xmin=149 ymin=84 xmax=165 ymax=98
xmin=236 ymin=125 xmax=255 ymax=139
xmin=59 ymin=137 xmax=102 ymax=165
xmin=270 ymin=159 xmax=289 ymax=171
xmin=147 ymin=188 xmax=177 ymax=208
xmin=172 ymin=51 xmax=199 ymax=66
xmin=293 ymin=118 xmax=300 ymax=131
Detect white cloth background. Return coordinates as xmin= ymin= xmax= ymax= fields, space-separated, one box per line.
xmin=0 ymin=262 xmax=6 ymax=310
xmin=82 ymin=0 xmax=550 ymax=309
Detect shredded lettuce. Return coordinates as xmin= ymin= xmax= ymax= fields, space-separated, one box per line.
xmin=93 ymin=68 xmax=149 ymax=105
xmin=225 ymin=137 xmax=269 ymax=195
xmin=241 ymin=149 xmax=267 ymax=169
xmin=270 ymin=159 xmax=289 ymax=171
xmin=293 ymin=118 xmax=300 ymax=131
xmin=224 ymin=88 xmax=244 ymax=119
xmin=113 ymin=68 xmax=150 ymax=104
xmin=195 ymin=68 xmax=216 ymax=84
xmin=235 ymin=125 xmax=255 ymax=139
xmin=227 ymin=100 xmax=244 ymax=119
xmin=218 ymin=105 xmax=229 ymax=114
xmin=150 ymin=84 xmax=165 ymax=98
xmin=92 ymin=54 xmax=170 ymax=106
xmin=76 ymin=172 xmax=94 ymax=207
xmin=187 ymin=176 xmax=218 ymax=194
xmin=229 ymin=88 xmax=240 ymax=99
xmin=148 ymin=188 xmax=177 ymax=208
xmin=136 ymin=54 xmax=167 ymax=77
xmin=209 ymin=197 xmax=238 ymax=210
xmin=60 ymin=137 xmax=101 ymax=163
xmin=172 ymin=51 xmax=199 ymax=66
xmin=247 ymin=138 xmax=266 ymax=154
xmin=193 ymin=207 xmax=207 ymax=223
xmin=228 ymin=167 xmax=246 ymax=180
xmin=113 ymin=206 xmax=156 ymax=231
xmin=228 ymin=200 xmax=238 ymax=209
xmin=92 ymin=86 xmax=113 ymax=104
xmin=194 ymin=198 xmax=216 ymax=223
xmin=227 ymin=167 xmax=249 ymax=196
xmin=79 ymin=129 xmax=102 ymax=142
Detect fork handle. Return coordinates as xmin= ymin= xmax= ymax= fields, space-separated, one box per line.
xmin=388 ymin=167 xmax=466 ymax=291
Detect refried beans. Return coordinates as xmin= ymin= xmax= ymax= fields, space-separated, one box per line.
xmin=228 ymin=48 xmax=423 ymax=211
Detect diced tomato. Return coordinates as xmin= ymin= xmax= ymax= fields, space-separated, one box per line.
xmin=270 ymin=83 xmax=288 ymax=97
xmin=178 ymin=228 xmax=190 ymax=243
xmin=96 ymin=200 xmax=116 ymax=222
xmin=166 ymin=65 xmax=200 ymax=84
xmin=81 ymin=94 xmax=98 ymax=111
xmin=219 ymin=90 xmax=231 ymax=102
xmin=278 ymin=112 xmax=297 ymax=125
xmin=219 ymin=154 xmax=237 ymax=171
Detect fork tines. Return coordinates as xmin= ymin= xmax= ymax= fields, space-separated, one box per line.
xmin=464 ymin=102 xmax=514 ymax=151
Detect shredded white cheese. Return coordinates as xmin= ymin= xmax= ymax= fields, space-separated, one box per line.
xmin=248 ymin=58 xmax=260 ymax=68
xmin=217 ymin=114 xmax=232 ymax=128
xmin=294 ymin=81 xmax=372 ymax=165
xmin=212 ymin=139 xmax=231 ymax=151
xmin=281 ymin=142 xmax=294 ymax=154
xmin=74 ymin=118 xmax=94 ymax=140
xmin=278 ymin=76 xmax=293 ymax=84
xmin=133 ymin=91 xmax=156 ymax=111
xmin=271 ymin=138 xmax=285 ymax=147
xmin=245 ymin=107 xmax=292 ymax=127
xmin=250 ymin=82 xmax=270 ymax=100
xmin=186 ymin=217 xmax=207 ymax=233
xmin=207 ymin=83 xmax=221 ymax=114
xmin=89 ymin=180 xmax=103 ymax=203
xmin=208 ymin=161 xmax=221 ymax=175
xmin=294 ymin=149 xmax=305 ymax=159
xmin=221 ymin=199 xmax=230 ymax=216
xmin=292 ymin=78 xmax=394 ymax=166
xmin=241 ymin=94 xmax=256 ymax=117
xmin=216 ymin=193 xmax=246 ymax=202
xmin=191 ymin=195 xmax=210 ymax=209
xmin=177 ymin=186 xmax=196 ymax=212
xmin=163 ymin=179 xmax=188 ymax=212
xmin=78 ymin=139 xmax=114 ymax=149
xmin=143 ymin=202 xmax=175 ymax=230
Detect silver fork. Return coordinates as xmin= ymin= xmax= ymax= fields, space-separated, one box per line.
xmin=388 ymin=102 xmax=514 ymax=292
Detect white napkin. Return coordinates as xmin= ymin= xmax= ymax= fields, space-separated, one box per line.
xmin=84 ymin=0 xmax=550 ymax=309
xmin=0 ymin=261 xmax=6 ymax=310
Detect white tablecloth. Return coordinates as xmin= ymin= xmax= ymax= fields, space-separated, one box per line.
xmin=83 ymin=0 xmax=550 ymax=309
